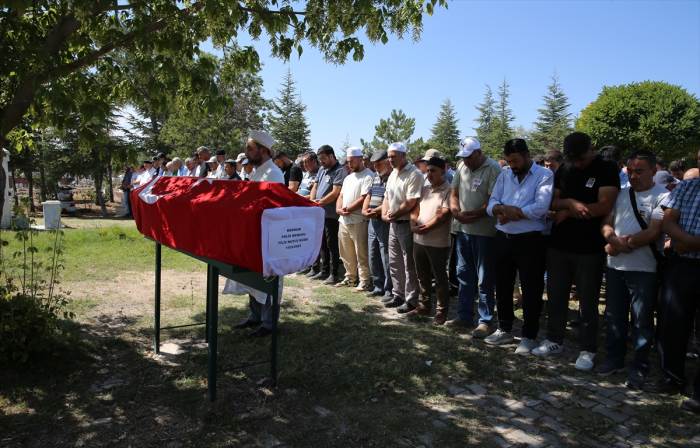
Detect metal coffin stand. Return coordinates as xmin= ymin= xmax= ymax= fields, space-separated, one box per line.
xmin=151 ymin=240 xmax=280 ymax=402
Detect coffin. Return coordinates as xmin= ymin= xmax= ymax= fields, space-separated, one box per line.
xmin=131 ymin=176 xmax=324 ymax=276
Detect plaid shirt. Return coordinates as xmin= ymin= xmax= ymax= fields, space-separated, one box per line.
xmin=662 ymin=178 xmax=700 ymax=259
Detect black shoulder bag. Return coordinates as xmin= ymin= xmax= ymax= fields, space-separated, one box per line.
xmin=628 ymin=188 xmax=665 ymax=270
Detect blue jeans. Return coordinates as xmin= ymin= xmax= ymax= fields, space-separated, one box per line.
xmin=368 ymin=218 xmax=392 ymax=294
xmin=604 ymin=267 xmax=657 ymax=370
xmin=456 ymin=232 xmax=496 ymax=324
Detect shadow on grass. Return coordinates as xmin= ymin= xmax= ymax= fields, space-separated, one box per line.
xmin=1 ymin=291 xmax=698 ymax=447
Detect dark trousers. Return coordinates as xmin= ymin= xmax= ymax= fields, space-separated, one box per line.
xmin=658 ymin=256 xmax=700 ymax=395
xmin=546 ymin=247 xmax=604 ymax=352
xmin=368 ymin=218 xmax=392 ymax=294
xmin=604 ymin=267 xmax=657 ymax=370
xmin=320 ymin=218 xmax=340 ymax=276
xmin=413 ymin=242 xmax=450 ymax=314
xmin=494 ymin=232 xmax=546 ymax=339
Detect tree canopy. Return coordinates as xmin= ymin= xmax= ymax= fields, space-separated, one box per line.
xmin=429 ymin=99 xmax=460 ymax=156
xmin=531 ymin=74 xmax=572 ymax=153
xmin=268 ymin=70 xmax=310 ymax=157
xmin=576 ymin=81 xmax=700 ymax=161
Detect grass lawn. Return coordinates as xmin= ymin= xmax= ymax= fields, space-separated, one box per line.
xmin=1 ymin=223 xmax=698 ymax=447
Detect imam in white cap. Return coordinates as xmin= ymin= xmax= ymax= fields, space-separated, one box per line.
xmin=456 ymin=137 xmax=481 ymax=158
xmin=235 ymin=152 xmax=246 ymax=163
xmin=387 ymin=142 xmax=407 ymax=153
xmin=346 ymin=146 xmax=364 ymax=158
xmin=248 ymin=130 xmax=275 ymax=150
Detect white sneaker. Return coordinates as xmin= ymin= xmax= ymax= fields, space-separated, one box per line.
xmin=532 ymin=339 xmax=563 ymax=357
xmin=515 ymin=338 xmax=538 ymax=355
xmin=575 ymin=351 xmax=596 ymax=371
xmin=484 ymin=329 xmax=514 ymax=346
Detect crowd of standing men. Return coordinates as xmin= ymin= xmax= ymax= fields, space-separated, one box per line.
xmin=121 ymin=130 xmax=700 ymax=415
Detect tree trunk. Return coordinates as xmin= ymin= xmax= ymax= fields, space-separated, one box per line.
xmin=94 ymin=170 xmax=107 ymax=217
xmin=0 ymin=151 xmax=5 ymax=222
xmin=26 ymin=169 xmax=35 ymax=213
xmin=11 ymin=168 xmax=19 ymax=207
xmin=38 ymin=158 xmax=47 ymax=202
xmin=106 ymin=146 xmax=114 ymax=202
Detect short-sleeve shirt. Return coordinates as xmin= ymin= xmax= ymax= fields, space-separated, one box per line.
xmin=608 ymin=185 xmax=669 ymax=272
xmin=414 ymin=181 xmax=452 ymax=248
xmin=283 ymin=163 xmax=303 ymax=187
xmin=385 ymin=163 xmax=423 ymax=221
xmin=451 ymin=157 xmax=501 ymax=237
xmin=339 ymin=168 xmax=373 ymax=225
xmin=550 ymin=155 xmax=620 ymax=253
xmin=366 ymin=172 xmax=389 ymax=211
xmin=661 ymin=178 xmax=700 ymax=259
xmin=315 ymin=162 xmax=347 ymax=219
xmin=250 ymin=158 xmax=285 ymax=183
xmin=298 ymin=170 xmax=317 ymax=196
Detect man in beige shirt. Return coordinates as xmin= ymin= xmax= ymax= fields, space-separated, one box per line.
xmin=448 ymin=137 xmax=502 ymax=338
xmin=407 ymin=157 xmax=453 ymax=324
xmin=382 ymin=142 xmax=424 ymax=312
xmin=336 ymin=147 xmax=374 ymax=290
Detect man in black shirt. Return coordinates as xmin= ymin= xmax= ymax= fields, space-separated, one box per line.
xmin=531 ymin=132 xmax=620 ymax=371
xmin=274 ymin=151 xmax=303 ymax=192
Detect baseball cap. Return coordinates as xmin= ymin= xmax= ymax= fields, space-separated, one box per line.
xmin=456 ymin=137 xmax=481 ymax=158
xmin=422 ymin=148 xmax=444 ymax=161
xmin=370 ymin=150 xmax=388 ymax=162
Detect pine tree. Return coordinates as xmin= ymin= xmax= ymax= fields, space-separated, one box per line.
xmin=371 ymin=109 xmax=415 ymax=148
xmin=474 ymin=85 xmax=497 ymax=156
xmin=491 ymin=78 xmax=515 ymax=151
xmin=531 ymin=74 xmax=572 ymax=152
xmin=429 ymin=99 xmax=460 ymax=155
xmin=268 ymin=70 xmax=311 ymax=157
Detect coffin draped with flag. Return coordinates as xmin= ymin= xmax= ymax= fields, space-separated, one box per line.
xmin=131 ymin=177 xmax=324 ymax=276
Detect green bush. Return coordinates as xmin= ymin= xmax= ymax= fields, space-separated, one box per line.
xmin=0 ymin=226 xmax=73 ymax=365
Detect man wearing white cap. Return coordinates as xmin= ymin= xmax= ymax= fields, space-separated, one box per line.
xmin=422 ymin=148 xmax=453 ymax=186
xmin=225 ymin=130 xmax=284 ymax=337
xmin=335 ymin=147 xmax=374 ymax=290
xmin=235 ymin=152 xmax=247 ymax=178
xmin=206 ymin=156 xmax=219 ymax=179
xmin=382 ymin=142 xmax=423 ymax=312
xmin=448 ymin=137 xmax=502 ymax=338
xmin=194 ymin=146 xmax=211 ymax=178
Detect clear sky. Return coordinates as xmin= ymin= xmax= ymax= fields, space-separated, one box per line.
xmin=207 ymin=0 xmax=700 ymax=153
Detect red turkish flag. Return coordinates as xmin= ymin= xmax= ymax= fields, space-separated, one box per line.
xmin=131 ymin=177 xmax=322 ymax=274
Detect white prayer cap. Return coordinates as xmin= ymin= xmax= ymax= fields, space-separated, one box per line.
xmin=347 ymin=146 xmax=364 ymax=158
xmin=207 ymin=156 xmax=218 ymax=164
xmin=456 ymin=137 xmax=481 ymax=158
xmin=235 ymin=152 xmax=246 ymax=163
xmin=248 ymin=130 xmax=275 ymax=150
xmin=387 ymin=142 xmax=407 ymax=153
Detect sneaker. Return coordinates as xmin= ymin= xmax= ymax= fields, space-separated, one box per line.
xmin=681 ymin=397 xmax=700 ymax=414
xmin=515 ymin=338 xmax=538 ymax=355
xmin=311 ymin=271 xmax=330 ymax=280
xmin=575 ymin=351 xmax=596 ymax=371
xmin=354 ymin=283 xmax=371 ymax=292
xmin=366 ymin=289 xmax=384 ymax=297
xmin=334 ymin=278 xmax=355 ymax=287
xmin=625 ymin=368 xmax=646 ymax=390
xmin=381 ymin=294 xmax=397 ymax=304
xmin=323 ymin=275 xmax=341 ymax=285
xmin=305 ymin=269 xmax=321 ymax=278
xmin=484 ymin=329 xmax=514 ymax=346
xmin=472 ymin=323 xmax=493 ymax=339
xmin=433 ymin=311 xmax=447 ymax=326
xmin=596 ymin=359 xmax=625 ymax=376
xmin=532 ymin=339 xmax=563 ymax=357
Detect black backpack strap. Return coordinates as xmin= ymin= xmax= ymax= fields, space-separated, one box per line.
xmin=628 ymin=188 xmax=664 ymax=263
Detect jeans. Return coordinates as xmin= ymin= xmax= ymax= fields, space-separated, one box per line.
xmin=455 ymin=232 xmax=496 ymax=324
xmin=494 ymin=232 xmax=546 ymax=339
xmin=388 ymin=221 xmax=418 ymax=305
xmin=413 ymin=242 xmax=450 ymax=314
xmin=122 ymin=188 xmax=131 ymax=217
xmin=604 ymin=267 xmax=657 ymax=369
xmin=658 ymin=256 xmax=700 ymax=392
xmin=546 ymin=247 xmax=605 ymax=352
xmin=368 ymin=219 xmax=392 ymax=294
xmin=319 ymin=218 xmax=340 ymax=276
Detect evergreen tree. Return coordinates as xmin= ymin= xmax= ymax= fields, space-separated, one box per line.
xmin=368 ymin=109 xmax=416 ymax=149
xmin=491 ymin=79 xmax=515 ymax=151
xmin=268 ymin=70 xmax=311 ymax=157
xmin=429 ymin=99 xmax=460 ymax=154
xmin=474 ymin=85 xmax=498 ymax=156
xmin=531 ymin=74 xmax=572 ymax=152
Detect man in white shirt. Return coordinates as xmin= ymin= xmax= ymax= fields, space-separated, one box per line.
xmin=229 ymin=131 xmax=285 ymax=337
xmin=335 ymin=147 xmax=373 ymax=291
xmin=597 ymin=149 xmax=668 ymax=389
